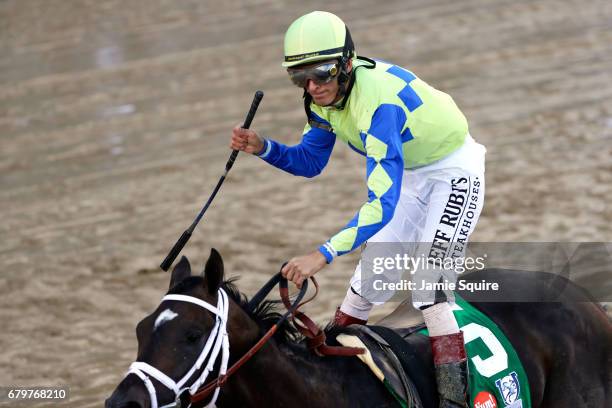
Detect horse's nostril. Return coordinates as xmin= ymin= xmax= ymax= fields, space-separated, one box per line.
xmin=122 ymin=403 xmax=144 ymax=408
xmin=118 ymin=402 xmax=144 ymax=408
xmin=106 ymin=372 xmax=151 ymax=408
xmin=105 ymin=398 xmax=145 ymax=408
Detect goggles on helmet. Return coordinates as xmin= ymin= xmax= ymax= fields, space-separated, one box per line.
xmin=287 ymin=61 xmax=340 ymax=88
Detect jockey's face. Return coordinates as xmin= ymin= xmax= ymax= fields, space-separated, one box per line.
xmin=293 ymin=59 xmax=352 ymax=106
xmin=306 ymin=72 xmax=341 ymax=106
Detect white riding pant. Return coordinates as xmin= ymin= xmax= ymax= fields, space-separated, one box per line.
xmin=340 ymin=135 xmax=486 ymax=323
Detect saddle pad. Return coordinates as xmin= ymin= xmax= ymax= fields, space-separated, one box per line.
xmin=338 ymin=294 xmax=531 ymax=408
xmin=337 ymin=325 xmax=424 ymax=408
xmin=419 ymin=294 xmax=531 ymax=408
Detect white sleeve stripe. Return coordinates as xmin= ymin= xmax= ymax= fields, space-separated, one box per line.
xmin=257 ymin=139 xmax=272 ymax=158
xmin=324 ymin=242 xmax=338 ymax=258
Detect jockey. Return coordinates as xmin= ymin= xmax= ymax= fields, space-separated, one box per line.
xmin=230 ymin=11 xmax=486 ymax=408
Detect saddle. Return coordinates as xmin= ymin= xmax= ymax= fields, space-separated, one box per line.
xmin=336 ymin=296 xmax=532 ymax=408
xmin=336 ymin=299 xmax=435 ymax=408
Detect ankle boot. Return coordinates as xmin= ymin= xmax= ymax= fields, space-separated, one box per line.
xmin=333 ymin=308 xmax=367 ymax=327
xmin=430 ymin=332 xmax=469 ymax=408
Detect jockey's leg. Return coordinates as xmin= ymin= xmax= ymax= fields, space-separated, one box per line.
xmin=335 ymin=286 xmax=371 ymax=326
xmin=421 ymin=300 xmax=469 ymax=408
xmin=336 ymin=169 xmax=428 ymax=326
xmin=413 ymin=139 xmax=485 ymax=407
xmin=412 ymin=245 xmax=469 ymax=407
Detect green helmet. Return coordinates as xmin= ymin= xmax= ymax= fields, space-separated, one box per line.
xmin=282 ymin=11 xmax=355 ymax=68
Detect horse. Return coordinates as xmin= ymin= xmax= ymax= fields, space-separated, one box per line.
xmin=106 ymin=248 xmax=611 ymax=408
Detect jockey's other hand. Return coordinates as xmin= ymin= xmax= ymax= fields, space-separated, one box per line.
xmin=230 ymin=125 xmax=265 ymax=155
xmin=281 ymin=251 xmax=327 ymax=288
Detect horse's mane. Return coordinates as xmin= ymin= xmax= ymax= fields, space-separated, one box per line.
xmin=222 ymin=279 xmax=353 ymax=350
xmin=169 ymin=276 xmax=300 ymax=345
xmin=222 ymin=278 xmax=301 ymax=345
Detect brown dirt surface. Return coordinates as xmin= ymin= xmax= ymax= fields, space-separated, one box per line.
xmin=1 ymin=0 xmax=611 ymax=406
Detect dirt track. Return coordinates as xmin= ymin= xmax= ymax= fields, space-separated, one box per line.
xmin=1 ymin=0 xmax=611 ymax=406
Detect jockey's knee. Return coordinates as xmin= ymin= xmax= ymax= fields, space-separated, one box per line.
xmin=340 ymin=286 xmax=374 ymax=321
xmin=421 ymin=301 xmax=460 ymax=336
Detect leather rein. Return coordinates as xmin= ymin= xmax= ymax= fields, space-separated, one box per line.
xmin=190 ymin=271 xmax=364 ymax=405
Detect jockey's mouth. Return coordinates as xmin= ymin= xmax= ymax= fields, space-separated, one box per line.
xmin=311 ymin=91 xmax=329 ymax=99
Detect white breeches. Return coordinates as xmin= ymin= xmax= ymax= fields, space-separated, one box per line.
xmin=340 ymin=135 xmax=486 ymax=320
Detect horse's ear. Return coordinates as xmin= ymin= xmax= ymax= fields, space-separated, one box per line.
xmin=203 ymin=248 xmax=224 ymax=294
xmin=169 ymin=256 xmax=191 ymax=290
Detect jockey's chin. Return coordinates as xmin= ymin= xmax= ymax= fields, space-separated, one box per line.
xmin=307 ymin=80 xmax=341 ymax=107
xmin=311 ymin=92 xmax=337 ymax=106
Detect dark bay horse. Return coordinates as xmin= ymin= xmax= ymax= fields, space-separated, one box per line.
xmin=106 ymin=249 xmax=611 ymax=408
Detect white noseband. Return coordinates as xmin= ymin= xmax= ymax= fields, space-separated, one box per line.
xmin=125 ymin=289 xmax=230 ymax=408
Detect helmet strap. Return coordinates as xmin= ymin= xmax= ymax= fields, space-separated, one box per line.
xmin=336 ymin=26 xmax=353 ymax=88
xmin=331 ymin=26 xmax=356 ymax=106
xmin=334 ymin=66 xmax=351 ymax=104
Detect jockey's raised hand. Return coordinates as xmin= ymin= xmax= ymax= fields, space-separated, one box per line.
xmin=281 ymin=251 xmax=327 ymax=288
xmin=230 ymin=125 xmax=265 ymax=155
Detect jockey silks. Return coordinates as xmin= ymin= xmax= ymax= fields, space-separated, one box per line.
xmin=257 ymin=59 xmax=472 ymax=263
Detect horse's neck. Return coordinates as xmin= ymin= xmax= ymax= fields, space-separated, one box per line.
xmin=217 ymin=338 xmax=352 ymax=407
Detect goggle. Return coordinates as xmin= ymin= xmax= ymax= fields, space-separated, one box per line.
xmin=287 ymin=62 xmax=340 ymax=88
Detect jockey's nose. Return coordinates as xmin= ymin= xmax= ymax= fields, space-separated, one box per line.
xmin=306 ymin=78 xmax=319 ymax=93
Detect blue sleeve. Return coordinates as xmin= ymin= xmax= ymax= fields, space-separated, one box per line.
xmin=319 ymin=104 xmax=405 ymax=263
xmin=256 ymin=115 xmax=335 ymax=178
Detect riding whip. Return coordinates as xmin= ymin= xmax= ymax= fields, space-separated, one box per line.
xmin=160 ymin=90 xmax=264 ymax=271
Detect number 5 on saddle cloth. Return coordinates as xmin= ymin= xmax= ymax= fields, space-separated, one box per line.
xmin=336 ymin=294 xmax=531 ymax=408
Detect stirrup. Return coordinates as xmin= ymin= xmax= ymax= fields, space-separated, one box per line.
xmin=333 ymin=308 xmax=367 ymax=327
xmin=431 ymin=332 xmax=469 ymax=407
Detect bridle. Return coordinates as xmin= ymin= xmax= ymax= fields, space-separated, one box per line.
xmin=122 ymin=272 xmax=363 ymax=408
xmin=126 ymin=289 xmax=230 ymax=408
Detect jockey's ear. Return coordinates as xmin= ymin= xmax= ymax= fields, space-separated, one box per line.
xmin=169 ymin=256 xmax=192 ymax=290
xmin=203 ymin=248 xmax=224 ymax=294
xmin=345 ymin=58 xmax=353 ymax=73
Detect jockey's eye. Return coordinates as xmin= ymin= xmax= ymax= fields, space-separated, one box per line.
xmin=186 ymin=329 xmax=204 ymax=343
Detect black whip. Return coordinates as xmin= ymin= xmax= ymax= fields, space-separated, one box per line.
xmin=160 ymin=90 xmax=264 ymax=271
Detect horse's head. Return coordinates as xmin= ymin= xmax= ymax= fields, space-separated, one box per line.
xmin=105 ymin=249 xmax=260 ymax=408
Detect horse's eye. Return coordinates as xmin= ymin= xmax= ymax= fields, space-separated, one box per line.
xmin=186 ymin=329 xmax=204 ymax=343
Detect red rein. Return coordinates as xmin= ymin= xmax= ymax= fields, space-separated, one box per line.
xmin=191 ymin=278 xmax=364 ymax=404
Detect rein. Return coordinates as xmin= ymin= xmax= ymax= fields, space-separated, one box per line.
xmin=278 ymin=279 xmax=366 ymax=357
xmin=190 ymin=272 xmax=364 ymax=405
xmin=189 ymin=272 xmax=310 ymax=405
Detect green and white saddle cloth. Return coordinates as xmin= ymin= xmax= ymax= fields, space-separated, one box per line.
xmin=338 ymin=294 xmax=531 ymax=408
xmin=419 ymin=294 xmax=531 ymax=408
